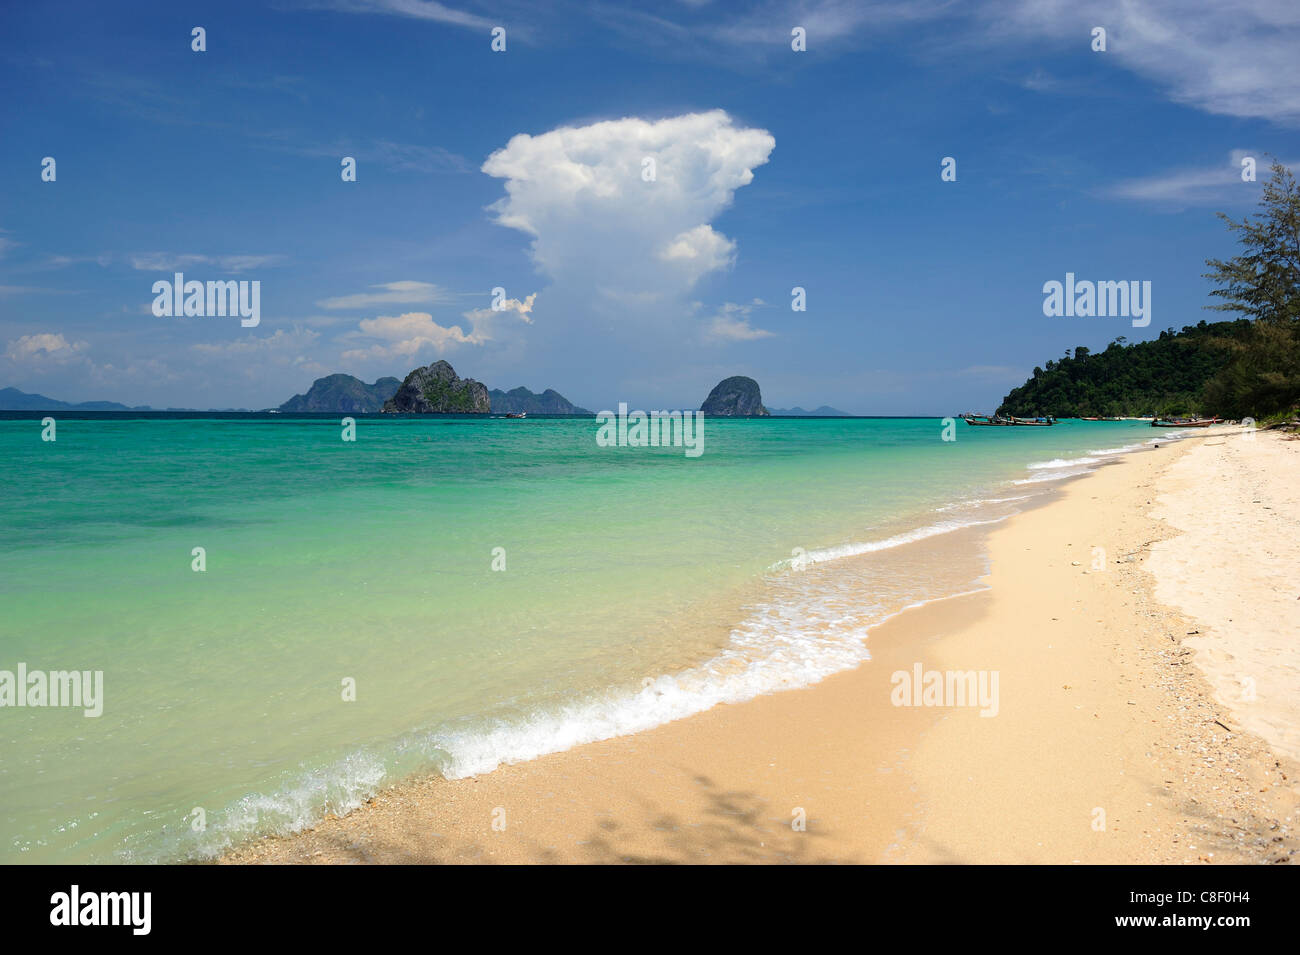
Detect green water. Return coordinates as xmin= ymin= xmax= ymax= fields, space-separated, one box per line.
xmin=0 ymin=414 xmax=1163 ymax=862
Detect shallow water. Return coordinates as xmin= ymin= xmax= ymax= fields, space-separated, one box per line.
xmin=0 ymin=414 xmax=1169 ymax=862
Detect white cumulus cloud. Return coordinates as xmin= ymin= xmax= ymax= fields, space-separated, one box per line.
xmin=5 ymin=332 xmax=88 ymax=363
xmin=702 ymin=301 xmax=775 ymax=342
xmin=482 ymin=110 xmax=774 ymax=299
xmin=342 ymin=312 xmax=479 ymax=363
xmin=338 ymin=294 xmax=536 ymax=363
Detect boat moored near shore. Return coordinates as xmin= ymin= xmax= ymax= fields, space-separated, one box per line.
xmin=962 ymin=413 xmax=1055 ymax=427
xmin=1151 ymin=416 xmax=1221 ymax=427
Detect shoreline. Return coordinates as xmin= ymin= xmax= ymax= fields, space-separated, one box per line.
xmin=223 ymin=430 xmax=1299 ymax=864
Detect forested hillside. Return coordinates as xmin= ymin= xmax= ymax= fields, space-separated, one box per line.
xmin=997 ymin=321 xmax=1250 ymax=418
xmin=1003 ymin=161 xmax=1300 ymax=422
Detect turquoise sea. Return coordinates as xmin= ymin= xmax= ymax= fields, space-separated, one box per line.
xmin=0 ymin=414 xmax=1176 ymax=862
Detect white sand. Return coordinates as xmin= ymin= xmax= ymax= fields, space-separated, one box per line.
xmin=1148 ymin=427 xmax=1300 ymax=760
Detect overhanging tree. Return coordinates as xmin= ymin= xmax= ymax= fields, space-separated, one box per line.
xmin=1201 ymin=160 xmax=1300 ymax=417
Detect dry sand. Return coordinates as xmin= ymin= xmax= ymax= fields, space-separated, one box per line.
xmin=1148 ymin=431 xmax=1300 ymax=762
xmin=223 ymin=429 xmax=1299 ymax=864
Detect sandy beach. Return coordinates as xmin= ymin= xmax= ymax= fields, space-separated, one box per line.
xmin=223 ymin=428 xmax=1300 ymax=865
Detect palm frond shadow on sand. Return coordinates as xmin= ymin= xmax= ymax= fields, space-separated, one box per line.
xmin=297 ymin=773 xmax=860 ymax=865
xmin=534 ymin=774 xmax=856 ymax=865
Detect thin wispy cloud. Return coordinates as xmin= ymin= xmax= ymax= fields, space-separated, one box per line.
xmin=1102 ymin=150 xmax=1296 ymax=205
xmin=1020 ymin=68 xmax=1059 ymax=92
xmin=82 ymin=70 xmax=201 ymax=126
xmin=130 ymin=253 xmax=285 ymax=273
xmin=317 ymin=281 xmax=458 ymax=310
xmin=188 ymin=327 xmax=332 ymax=391
xmin=68 ymin=69 xmax=471 ymax=175
xmin=254 ymin=130 xmax=472 ymax=175
xmin=37 ymin=254 xmax=114 ymax=270
xmin=369 ymin=140 xmax=473 ymax=175
xmin=588 ymin=0 xmax=1300 ymax=125
xmin=0 ymin=246 xmax=113 ymax=273
xmin=0 ymin=285 xmax=78 ymax=296
xmin=986 ymin=0 xmax=1300 ymax=125
xmin=217 ymin=73 xmax=311 ymax=103
xmin=191 ymin=327 xmax=321 ymax=358
xmin=715 ymin=0 xmax=950 ymax=46
xmin=588 ymin=0 xmax=946 ymax=62
xmin=297 ymin=0 xmax=496 ymax=31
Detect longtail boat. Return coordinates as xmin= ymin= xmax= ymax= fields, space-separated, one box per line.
xmin=962 ymin=413 xmax=1056 ymax=427
xmin=1151 ymin=417 xmax=1219 ymax=428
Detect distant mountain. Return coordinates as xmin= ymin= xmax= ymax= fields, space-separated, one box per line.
xmin=280 ymin=372 xmax=588 ymax=415
xmin=382 ymin=360 xmax=490 ymax=413
xmin=489 ymin=386 xmax=590 ymax=415
xmin=768 ymin=405 xmax=851 ymax=416
xmin=0 ymin=387 xmax=150 ymax=411
xmin=279 ymin=374 xmax=401 ymax=413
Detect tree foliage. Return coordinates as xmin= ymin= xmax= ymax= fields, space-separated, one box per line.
xmin=1200 ymin=160 xmax=1300 ymax=417
xmin=1002 ymin=161 xmax=1300 ymax=419
xmin=997 ymin=322 xmax=1249 ymax=417
xmin=1204 ymin=161 xmax=1300 ymax=324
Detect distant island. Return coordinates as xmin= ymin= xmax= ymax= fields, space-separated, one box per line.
xmin=382 ymin=361 xmax=490 ymax=413
xmin=275 ymin=369 xmax=589 ymax=414
xmin=3 ymin=372 xmax=811 ymax=417
xmin=488 ymin=387 xmax=590 ymax=415
xmin=280 ymin=374 xmax=401 ymax=413
xmin=0 ymin=387 xmax=152 ymax=411
xmin=768 ymin=405 xmax=850 ymax=417
xmin=700 ymin=375 xmax=769 ymax=416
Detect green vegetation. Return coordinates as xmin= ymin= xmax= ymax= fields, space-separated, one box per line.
xmin=279 ymin=374 xmax=399 ymax=413
xmin=421 ymin=378 xmax=479 ymax=412
xmin=997 ymin=322 xmax=1250 ymax=418
xmin=1200 ymin=160 xmax=1300 ymax=420
xmin=1001 ymin=161 xmax=1300 ymax=421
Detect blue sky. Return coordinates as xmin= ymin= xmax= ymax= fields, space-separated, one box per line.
xmin=2 ymin=0 xmax=1298 ymax=413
